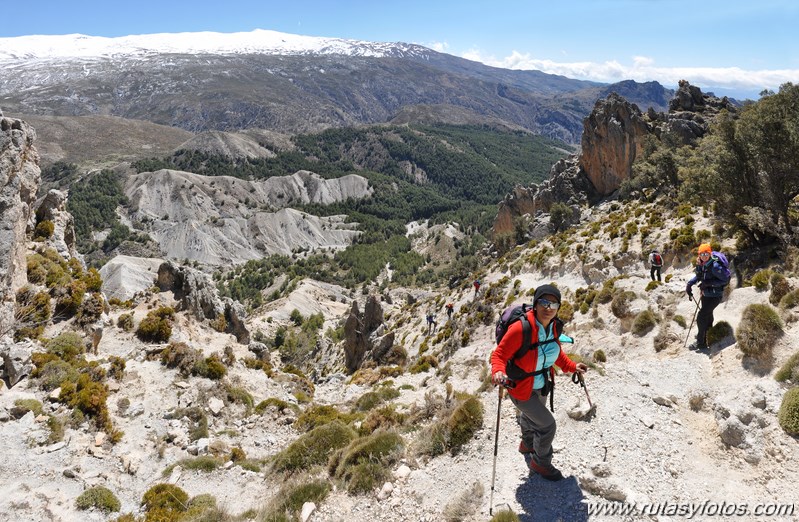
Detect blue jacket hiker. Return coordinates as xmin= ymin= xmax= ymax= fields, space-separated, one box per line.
xmin=685 ymin=243 xmax=731 ymax=351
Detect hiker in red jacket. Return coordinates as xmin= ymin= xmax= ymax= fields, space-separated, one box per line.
xmin=490 ymin=284 xmax=587 ymax=481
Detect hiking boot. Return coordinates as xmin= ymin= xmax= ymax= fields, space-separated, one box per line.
xmin=528 ymin=459 xmax=564 ymax=481
xmin=688 ymin=342 xmax=708 ymax=352
xmin=518 ymin=440 xmax=535 ymax=454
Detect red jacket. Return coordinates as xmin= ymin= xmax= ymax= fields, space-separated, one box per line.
xmin=490 ymin=310 xmax=578 ymax=401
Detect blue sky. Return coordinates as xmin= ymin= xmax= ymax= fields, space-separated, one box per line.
xmin=4 ymin=0 xmax=797 ymax=99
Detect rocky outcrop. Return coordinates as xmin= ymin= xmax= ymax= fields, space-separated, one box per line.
xmin=580 ymin=93 xmax=651 ymax=196
xmin=0 ymin=114 xmax=40 ymax=339
xmin=343 ymin=295 xmax=395 ymax=373
xmin=157 ymin=262 xmax=249 ymax=344
xmin=100 ymin=255 xmax=165 ymax=301
xmin=34 ymin=189 xmax=80 ymax=262
xmin=494 ymin=83 xmax=732 ymax=239
xmin=494 ymin=156 xmax=597 ymax=238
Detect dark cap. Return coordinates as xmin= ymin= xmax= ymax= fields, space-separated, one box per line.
xmin=534 ymin=284 xmax=561 ymax=305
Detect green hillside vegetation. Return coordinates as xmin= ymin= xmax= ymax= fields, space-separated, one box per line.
xmin=623 ymin=83 xmax=799 ymax=262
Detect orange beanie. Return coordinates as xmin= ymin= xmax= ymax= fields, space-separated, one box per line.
xmin=698 ymin=243 xmax=712 ymax=254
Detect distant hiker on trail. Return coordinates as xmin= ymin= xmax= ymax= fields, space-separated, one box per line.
xmin=490 ymin=284 xmax=588 ymax=481
xmin=426 ymin=312 xmax=437 ymax=335
xmin=685 ymin=243 xmax=731 ymax=352
xmin=649 ymin=249 xmax=663 ymax=282
xmin=445 ymin=302 xmax=454 ymax=321
xmin=473 ymin=280 xmax=481 ymax=297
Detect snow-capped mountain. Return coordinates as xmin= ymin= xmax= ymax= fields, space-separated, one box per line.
xmin=0 ymin=29 xmax=429 ymax=62
xmin=0 ymin=29 xmax=671 ymax=144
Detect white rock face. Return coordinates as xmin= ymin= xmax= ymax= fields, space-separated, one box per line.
xmin=123 ymin=169 xmax=371 ymax=265
xmin=99 ymin=255 xmax=165 ymax=300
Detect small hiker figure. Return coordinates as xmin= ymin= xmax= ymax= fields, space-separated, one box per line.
xmin=490 ymin=285 xmax=588 ymax=482
xmin=426 ymin=312 xmax=437 ymax=335
xmin=473 ymin=280 xmax=481 ymax=297
xmin=648 ymin=249 xmax=663 ymax=282
xmin=445 ymin=302 xmax=454 ymax=321
xmin=685 ymin=243 xmax=731 ymax=352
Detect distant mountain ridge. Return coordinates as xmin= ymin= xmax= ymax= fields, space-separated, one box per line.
xmin=0 ymin=30 xmax=673 ymax=144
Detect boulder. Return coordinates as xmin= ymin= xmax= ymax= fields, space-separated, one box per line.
xmin=0 ymin=339 xmax=36 ymax=387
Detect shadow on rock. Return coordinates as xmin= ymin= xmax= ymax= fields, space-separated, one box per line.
xmin=516 ymin=475 xmax=587 ymax=522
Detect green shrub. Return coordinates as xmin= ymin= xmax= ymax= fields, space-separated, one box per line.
xmin=631 ymin=309 xmax=658 ymax=336
xmin=673 ymin=315 xmax=687 ymax=328
xmin=409 ymin=355 xmax=439 ymax=374
xmin=446 ymin=397 xmax=483 ymax=453
xmin=775 ymin=352 xmax=799 ymax=383
xmin=34 ymin=220 xmax=55 ymax=239
xmin=255 ymin=397 xmax=297 ymax=415
xmin=610 ymin=291 xmax=636 ymax=318
xmin=46 ymin=332 xmax=85 ymax=361
xmin=162 ymin=456 xmax=220 ymax=476
xmin=736 ymin=304 xmax=784 ymax=358
xmin=557 ymin=301 xmax=574 ymax=323
xmin=706 ymin=321 xmax=734 ymax=346
xmin=160 ymin=342 xmax=199 ymax=376
xmin=331 ymin=431 xmax=404 ymax=492
xmin=33 ymin=358 xmax=78 ymax=391
xmin=360 ymin=404 xmax=408 ymax=434
xmin=750 ymin=269 xmax=774 ymax=290
xmin=261 ymin=479 xmax=331 ymax=521
xmin=642 ymin=280 xmax=655 ymax=292
xmin=13 ymin=398 xmax=44 ymax=416
xmin=490 ymin=510 xmax=521 ymax=522
xmin=141 ymin=483 xmax=189 ymax=513
xmin=225 ymin=383 xmax=254 ymax=413
xmin=779 ymin=289 xmax=799 ymax=310
xmin=353 ymin=385 xmax=400 ymax=412
xmin=167 ymin=407 xmax=208 ymax=441
xmin=117 ymin=313 xmax=134 ymax=331
xmin=778 ymin=387 xmax=799 ymax=435
xmin=193 ymin=355 xmax=227 ymax=380
xmin=136 ymin=307 xmax=174 ymax=343
xmin=294 ymin=404 xmax=359 ymax=432
xmin=75 ymin=486 xmax=120 ymax=513
xmin=769 ymin=273 xmax=791 ymax=306
xmin=271 ymin=421 xmax=357 ymax=474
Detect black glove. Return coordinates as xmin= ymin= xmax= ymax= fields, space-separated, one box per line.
xmin=686 ymin=285 xmax=694 ymax=300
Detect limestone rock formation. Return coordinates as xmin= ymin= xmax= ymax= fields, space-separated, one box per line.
xmin=157 ymin=262 xmax=250 ymax=344
xmin=494 ymin=82 xmax=730 ymax=239
xmin=0 ymin=115 xmax=40 ymax=339
xmin=343 ymin=295 xmax=394 ymax=372
xmin=580 ymin=93 xmax=651 ymax=196
xmin=34 ymin=189 xmax=80 ymax=262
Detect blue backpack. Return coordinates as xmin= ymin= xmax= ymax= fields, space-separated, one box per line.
xmin=711 ymin=251 xmax=731 ymax=285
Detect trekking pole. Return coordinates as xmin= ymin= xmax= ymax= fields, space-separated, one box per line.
xmin=489 ymin=385 xmax=503 ymax=516
xmin=683 ymin=294 xmax=700 ymax=349
xmin=572 ymin=372 xmax=593 ymax=409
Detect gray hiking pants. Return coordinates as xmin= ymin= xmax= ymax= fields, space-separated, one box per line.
xmin=509 ymin=389 xmax=556 ymax=465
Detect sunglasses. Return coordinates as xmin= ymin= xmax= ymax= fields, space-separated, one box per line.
xmin=536 ymin=298 xmax=560 ymax=310
xmin=699 ymin=252 xmax=711 ymax=258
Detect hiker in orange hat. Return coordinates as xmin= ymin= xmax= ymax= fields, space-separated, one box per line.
xmin=685 ymin=243 xmax=731 ymax=351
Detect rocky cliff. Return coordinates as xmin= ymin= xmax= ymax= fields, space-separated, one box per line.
xmin=0 ymin=111 xmax=40 ymax=338
xmin=494 ymin=82 xmax=731 ymax=238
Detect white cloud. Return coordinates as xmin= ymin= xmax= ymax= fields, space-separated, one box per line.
xmin=463 ymin=50 xmax=799 ymax=95
xmin=425 ymin=41 xmax=449 ymax=53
